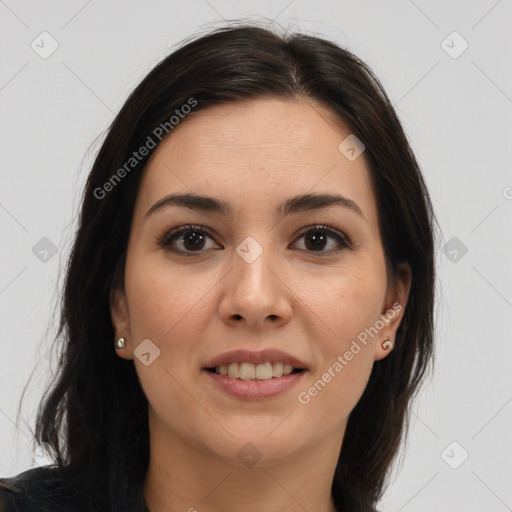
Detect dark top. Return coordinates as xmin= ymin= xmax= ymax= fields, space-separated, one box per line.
xmin=0 ymin=465 xmax=149 ymax=512
xmin=0 ymin=465 xmax=380 ymax=512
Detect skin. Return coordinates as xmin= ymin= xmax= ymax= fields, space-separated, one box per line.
xmin=110 ymin=96 xmax=411 ymax=512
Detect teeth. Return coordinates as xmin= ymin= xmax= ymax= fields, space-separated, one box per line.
xmin=214 ymin=362 xmax=297 ymax=380
xmin=272 ymin=362 xmax=283 ymax=377
xmin=240 ymin=362 xmax=256 ymax=380
xmin=227 ymin=362 xmax=239 ymax=378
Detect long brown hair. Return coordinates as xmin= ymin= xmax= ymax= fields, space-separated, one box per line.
xmin=3 ymin=22 xmax=437 ymax=511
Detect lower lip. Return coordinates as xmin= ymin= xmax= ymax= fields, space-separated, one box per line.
xmin=203 ymin=369 xmax=307 ymax=400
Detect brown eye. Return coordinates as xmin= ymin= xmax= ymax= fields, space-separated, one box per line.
xmin=304 ymin=229 xmax=329 ymax=251
xmin=293 ymin=225 xmax=350 ymax=254
xmin=182 ymin=230 xmax=206 ymax=250
xmin=158 ymin=225 xmax=219 ymax=256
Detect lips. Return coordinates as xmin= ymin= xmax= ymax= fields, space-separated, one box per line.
xmin=203 ymin=348 xmax=309 ymax=371
xmin=204 ymin=369 xmax=306 ymax=399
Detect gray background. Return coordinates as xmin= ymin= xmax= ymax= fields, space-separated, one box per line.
xmin=1 ymin=1 xmax=511 ymax=510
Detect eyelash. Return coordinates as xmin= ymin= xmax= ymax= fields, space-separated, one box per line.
xmin=156 ymin=223 xmax=352 ymax=257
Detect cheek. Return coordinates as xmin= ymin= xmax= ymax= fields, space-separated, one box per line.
xmin=297 ymin=260 xmax=386 ymax=348
xmin=125 ymin=256 xmax=215 ymax=342
xmin=293 ymin=263 xmax=384 ymax=416
xmin=124 ymin=259 xmax=212 ymax=418
xmin=123 ymin=256 xmax=227 ymax=397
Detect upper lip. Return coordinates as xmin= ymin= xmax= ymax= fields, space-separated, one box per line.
xmin=203 ymin=349 xmax=309 ymax=370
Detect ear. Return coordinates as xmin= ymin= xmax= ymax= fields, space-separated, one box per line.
xmin=374 ymin=262 xmax=412 ymax=362
xmin=110 ymin=285 xmax=133 ymax=359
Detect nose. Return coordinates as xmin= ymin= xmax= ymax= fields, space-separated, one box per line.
xmin=218 ymin=240 xmax=293 ymax=330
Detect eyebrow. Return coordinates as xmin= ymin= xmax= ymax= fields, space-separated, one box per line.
xmin=145 ymin=192 xmax=366 ymax=221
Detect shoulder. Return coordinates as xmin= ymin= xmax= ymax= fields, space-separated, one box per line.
xmin=0 ymin=465 xmax=147 ymax=512
xmin=0 ymin=465 xmax=86 ymax=512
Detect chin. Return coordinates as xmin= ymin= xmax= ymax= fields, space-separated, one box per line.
xmin=200 ymin=424 xmax=304 ymax=467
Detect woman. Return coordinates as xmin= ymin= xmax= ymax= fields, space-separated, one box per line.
xmin=0 ymin=22 xmax=437 ymax=512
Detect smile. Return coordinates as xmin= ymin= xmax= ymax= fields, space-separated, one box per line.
xmin=206 ymin=361 xmax=303 ymax=380
xmin=203 ymin=365 xmax=307 ymax=400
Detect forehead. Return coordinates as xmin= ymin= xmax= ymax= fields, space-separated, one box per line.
xmin=134 ymin=97 xmax=379 ymax=231
xmin=146 ymin=97 xmax=350 ymax=168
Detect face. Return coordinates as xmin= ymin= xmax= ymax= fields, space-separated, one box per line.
xmin=111 ymin=96 xmax=410 ymax=466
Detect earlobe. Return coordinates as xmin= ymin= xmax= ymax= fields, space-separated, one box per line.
xmin=374 ymin=338 xmax=394 ymax=361
xmin=381 ymin=340 xmax=392 ymax=350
